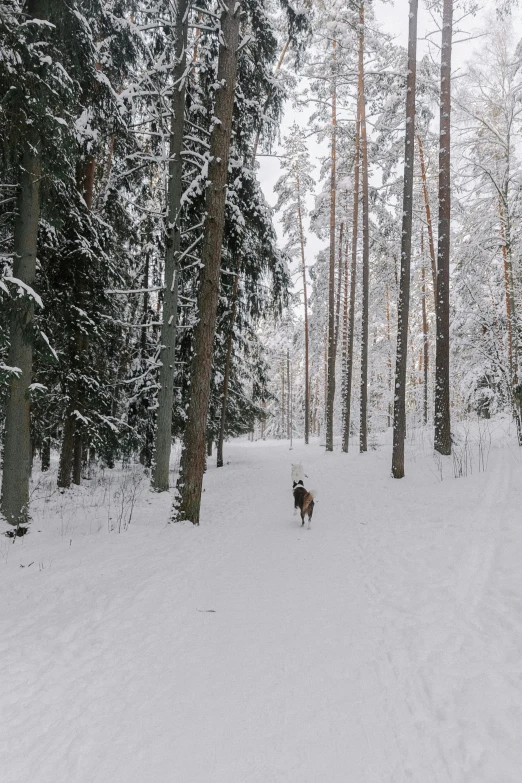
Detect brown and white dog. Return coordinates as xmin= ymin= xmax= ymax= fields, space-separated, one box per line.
xmin=291 ymin=463 xmax=315 ymax=529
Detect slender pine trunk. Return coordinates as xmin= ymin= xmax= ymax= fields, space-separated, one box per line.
xmin=152 ymin=0 xmax=190 ymax=490
xmin=342 ymin=114 xmax=360 ymax=453
xmin=57 ymin=404 xmax=76 ymax=488
xmin=334 ymin=222 xmax=344 ymax=354
xmin=297 ymin=180 xmax=310 ymax=444
xmin=422 ymin=264 xmax=429 ymax=426
xmin=41 ymin=437 xmax=51 ymax=472
xmin=173 ymin=0 xmax=241 ymax=524
xmin=326 ymin=40 xmax=337 ymax=452
xmin=391 ymin=0 xmax=418 ymax=478
xmin=359 ymin=6 xmax=370 ymax=454
xmin=434 ymin=0 xmax=453 ymax=456
xmin=216 ymin=270 xmax=240 ymax=467
xmin=1 ymin=136 xmax=41 ymax=527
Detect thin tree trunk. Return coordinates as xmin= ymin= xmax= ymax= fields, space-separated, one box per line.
xmin=281 ymin=361 xmax=285 ymax=436
xmin=152 ymin=0 xmax=190 ymax=491
xmin=173 ymin=0 xmax=242 ymax=524
xmin=391 ymin=0 xmax=418 ymax=478
xmin=385 ymin=284 xmax=392 ymax=427
xmin=216 ymin=270 xmax=239 ymax=467
xmin=72 ymin=431 xmax=82 ymax=485
xmin=58 ymin=406 xmax=76 ymax=488
xmin=499 ymin=195 xmax=514 ymax=381
xmin=342 ymin=114 xmax=360 ymax=453
xmin=1 ymin=135 xmax=41 ymax=527
xmin=422 ymin=264 xmax=429 ymax=426
xmin=287 ymin=348 xmax=291 ymax=439
xmin=334 ymin=221 xmax=344 ymax=354
xmin=41 ymin=437 xmax=51 ymax=472
xmin=297 ymin=179 xmax=310 ymax=444
xmin=359 ymin=6 xmax=370 ymax=454
xmin=434 ymin=0 xmax=453 ymax=456
xmin=417 ymin=133 xmax=437 ymax=300
xmin=326 ymin=39 xmax=337 ymax=452
xmin=341 ymin=217 xmax=350 ymax=414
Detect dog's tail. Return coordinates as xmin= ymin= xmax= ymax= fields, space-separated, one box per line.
xmin=307 ymin=489 xmax=317 ymax=500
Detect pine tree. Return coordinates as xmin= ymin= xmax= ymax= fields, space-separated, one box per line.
xmin=173 ymin=0 xmax=242 ymax=524
xmin=391 ymin=0 xmax=419 ymax=479
xmin=434 ymin=0 xmax=453 ymax=455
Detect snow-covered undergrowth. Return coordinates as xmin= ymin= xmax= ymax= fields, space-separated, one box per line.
xmin=1 ymin=418 xmax=522 ymax=782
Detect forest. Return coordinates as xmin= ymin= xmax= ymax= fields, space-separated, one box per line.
xmin=2 ymin=1 xmax=522 ymax=780
xmin=1 ymin=0 xmax=521 ymax=529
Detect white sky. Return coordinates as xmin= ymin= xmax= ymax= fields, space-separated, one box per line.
xmin=256 ymin=0 xmax=505 ymax=276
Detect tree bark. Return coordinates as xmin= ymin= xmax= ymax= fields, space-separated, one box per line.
xmin=216 ymin=270 xmax=239 ymax=467
xmin=326 ymin=39 xmax=337 ymax=452
xmin=287 ymin=348 xmax=291 ymax=439
xmin=72 ymin=431 xmax=82 ymax=485
xmin=334 ymin=221 xmax=344 ymax=355
xmin=391 ymin=0 xmax=418 ymax=478
xmin=342 ymin=114 xmax=360 ymax=453
xmin=359 ymin=5 xmax=370 ymax=454
xmin=1 ymin=137 xmax=41 ymax=527
xmin=297 ymin=178 xmax=310 ymax=444
xmin=41 ymin=437 xmax=51 ymax=472
xmin=422 ymin=264 xmax=429 ymax=426
xmin=434 ymin=0 xmax=453 ymax=456
xmin=152 ymin=0 xmax=190 ymax=491
xmin=57 ymin=404 xmax=76 ymax=488
xmin=173 ymin=0 xmax=241 ymax=524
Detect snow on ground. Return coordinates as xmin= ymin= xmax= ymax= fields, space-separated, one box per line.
xmin=1 ymin=418 xmax=522 ymax=782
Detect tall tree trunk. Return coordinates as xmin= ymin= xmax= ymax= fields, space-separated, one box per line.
xmin=287 ymin=348 xmax=291 ymax=439
xmin=417 ymin=133 xmax=437 ymax=299
xmin=57 ymin=405 xmax=76 ymax=488
xmin=326 ymin=39 xmax=337 ymax=452
xmin=1 ymin=136 xmax=41 ymax=528
xmin=342 ymin=115 xmax=360 ymax=453
xmin=334 ymin=222 xmax=344 ymax=354
xmin=152 ymin=0 xmax=190 ymax=491
xmin=341 ymin=218 xmax=350 ymax=421
xmin=359 ymin=5 xmax=370 ymax=454
xmin=422 ymin=264 xmax=429 ymax=426
xmin=216 ymin=270 xmax=239 ymax=467
xmin=391 ymin=0 xmax=418 ymax=478
xmin=434 ymin=0 xmax=453 ymax=456
xmin=72 ymin=430 xmax=83 ymax=485
xmin=281 ymin=361 xmax=285 ymax=436
xmin=41 ymin=437 xmax=51 ymax=472
xmin=385 ymin=284 xmax=392 ymax=427
xmin=173 ymin=0 xmax=241 ymax=524
xmin=499 ymin=194 xmax=522 ymax=442
xmin=297 ymin=179 xmax=310 ymax=444
xmin=499 ymin=195 xmax=515 ymax=381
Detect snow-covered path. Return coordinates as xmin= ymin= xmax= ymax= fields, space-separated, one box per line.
xmin=1 ymin=428 xmax=522 ymax=782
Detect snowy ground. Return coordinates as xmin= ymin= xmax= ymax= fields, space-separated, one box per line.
xmin=1 ymin=418 xmax=522 ymax=782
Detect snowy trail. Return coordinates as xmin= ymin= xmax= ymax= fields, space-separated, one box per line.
xmin=1 ymin=431 xmax=522 ymax=782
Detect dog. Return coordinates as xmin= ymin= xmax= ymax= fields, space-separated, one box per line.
xmin=291 ymin=463 xmax=315 ymax=529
